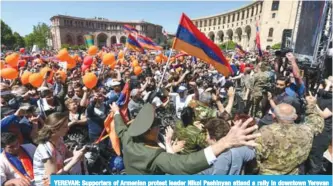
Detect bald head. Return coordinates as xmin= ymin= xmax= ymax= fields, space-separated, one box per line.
xmin=274 ymin=103 xmax=297 ymax=123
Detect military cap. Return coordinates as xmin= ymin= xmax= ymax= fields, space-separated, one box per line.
xmin=128 ymin=104 xmax=155 ymax=137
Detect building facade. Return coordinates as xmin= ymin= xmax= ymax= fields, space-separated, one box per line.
xmin=50 ymin=15 xmax=165 ymax=50
xmin=191 ymin=0 xmax=298 ymax=50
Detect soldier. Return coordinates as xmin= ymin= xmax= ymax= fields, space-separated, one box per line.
xmin=255 ymin=94 xmax=324 ymax=175
xmin=249 ymin=62 xmax=271 ymax=118
xmin=111 ymin=102 xmax=260 ymax=174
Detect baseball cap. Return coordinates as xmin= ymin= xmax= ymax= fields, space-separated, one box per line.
xmin=177 ymin=86 xmax=187 ymax=93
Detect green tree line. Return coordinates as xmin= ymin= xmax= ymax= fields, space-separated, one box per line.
xmin=1 ymin=19 xmax=51 ymax=51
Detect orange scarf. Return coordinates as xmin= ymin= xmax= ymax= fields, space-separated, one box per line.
xmin=3 ymin=147 xmax=34 ymax=182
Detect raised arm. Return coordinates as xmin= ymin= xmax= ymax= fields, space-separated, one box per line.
xmin=304 ymin=95 xmax=324 ymax=136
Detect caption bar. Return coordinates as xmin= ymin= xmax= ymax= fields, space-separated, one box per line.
xmin=51 ymin=175 xmax=332 ymax=186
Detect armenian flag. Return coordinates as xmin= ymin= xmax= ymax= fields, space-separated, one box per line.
xmin=235 ymin=44 xmax=246 ymax=56
xmin=126 ymin=34 xmax=144 ymax=53
xmin=256 ymin=21 xmax=263 ymax=57
xmin=173 ymin=13 xmax=232 ymax=76
xmin=137 ymin=35 xmax=162 ymax=50
xmin=123 ymin=24 xmax=138 ymax=33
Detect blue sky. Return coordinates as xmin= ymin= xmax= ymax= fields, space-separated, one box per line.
xmin=1 ymin=1 xmax=249 ymax=36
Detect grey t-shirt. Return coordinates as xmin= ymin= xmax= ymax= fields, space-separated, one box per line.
xmin=198 ymin=146 xmax=255 ymax=175
xmin=128 ymin=99 xmax=144 ymax=119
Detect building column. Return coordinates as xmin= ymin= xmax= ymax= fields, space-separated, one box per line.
xmin=241 ymin=34 xmax=247 ymax=48
xmin=106 ymin=37 xmax=111 ymax=48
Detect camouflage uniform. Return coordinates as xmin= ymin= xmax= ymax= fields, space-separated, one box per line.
xmin=188 ymin=99 xmax=217 ymax=121
xmin=249 ymin=69 xmax=270 ymax=118
xmin=255 ymin=103 xmax=324 ymax=175
xmin=174 ymin=120 xmax=207 ymax=154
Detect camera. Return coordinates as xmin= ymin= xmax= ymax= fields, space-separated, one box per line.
xmin=77 ymin=143 xmax=99 ymax=153
xmin=275 ymin=48 xmax=293 ymax=57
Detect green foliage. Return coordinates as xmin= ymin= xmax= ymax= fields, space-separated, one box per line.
xmin=271 ymin=43 xmax=281 ymax=50
xmin=162 ymin=38 xmax=174 ymax=50
xmin=61 ymin=44 xmax=70 ymax=49
xmin=1 ymin=20 xmax=25 ymax=49
xmin=61 ymin=44 xmax=86 ymax=50
xmin=219 ymin=40 xmax=237 ymax=50
xmin=24 ymin=22 xmax=51 ymax=49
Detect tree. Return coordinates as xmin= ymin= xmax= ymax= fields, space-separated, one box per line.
xmin=1 ymin=20 xmax=16 ymax=48
xmin=271 ymin=43 xmax=281 ymax=50
xmin=219 ymin=40 xmax=236 ymax=50
xmin=13 ymin=32 xmax=25 ymax=49
xmin=24 ymin=22 xmax=51 ymax=49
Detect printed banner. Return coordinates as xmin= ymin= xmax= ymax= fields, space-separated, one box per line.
xmin=84 ymin=35 xmax=94 ymax=47
xmin=51 ymin=175 xmax=332 ymax=186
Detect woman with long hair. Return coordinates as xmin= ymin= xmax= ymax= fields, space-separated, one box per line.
xmin=33 ymin=112 xmax=86 ymax=186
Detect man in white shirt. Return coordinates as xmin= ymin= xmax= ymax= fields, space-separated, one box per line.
xmin=0 ymin=132 xmax=36 ymax=186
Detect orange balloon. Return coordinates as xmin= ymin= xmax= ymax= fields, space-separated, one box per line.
xmin=155 ymin=56 xmax=162 ymax=63
xmin=57 ymin=70 xmax=67 ymax=83
xmin=67 ymin=57 xmax=76 ymax=69
xmin=1 ymin=68 xmax=19 ymax=80
xmin=103 ymin=53 xmax=115 ymax=65
xmin=82 ymin=72 xmax=98 ymax=89
xmin=158 ymin=52 xmax=163 ymax=58
xmin=40 ymin=67 xmax=51 ymax=77
xmin=132 ymin=60 xmax=139 ymax=67
xmin=133 ymin=66 xmax=142 ymax=76
xmin=118 ymin=51 xmax=124 ymax=59
xmin=29 ymin=73 xmax=43 ymax=88
xmin=57 ymin=48 xmax=70 ymax=61
xmin=21 ymin=71 xmax=32 ymax=85
xmin=5 ymin=53 xmax=20 ymax=67
xmin=109 ymin=62 xmax=116 ymax=70
xmin=88 ymin=46 xmax=98 ymax=56
xmin=0 ymin=61 xmax=4 ymax=69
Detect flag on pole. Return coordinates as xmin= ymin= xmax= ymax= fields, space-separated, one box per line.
xmin=235 ymin=44 xmax=246 ymax=56
xmin=163 ymin=29 xmax=169 ymax=39
xmin=123 ymin=24 xmax=138 ymax=34
xmin=126 ymin=34 xmax=145 ymax=53
xmin=172 ymin=13 xmax=232 ymax=76
xmin=256 ymin=21 xmax=263 ymax=57
xmin=84 ymin=35 xmax=94 ymax=47
xmin=137 ymin=35 xmax=162 ymax=50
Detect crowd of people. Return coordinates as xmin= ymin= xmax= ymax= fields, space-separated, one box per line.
xmin=0 ymin=44 xmax=332 ymax=186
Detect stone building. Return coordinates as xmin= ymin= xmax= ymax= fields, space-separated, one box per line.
xmin=191 ymin=0 xmax=298 ymax=50
xmin=50 ymin=15 xmax=165 ymax=50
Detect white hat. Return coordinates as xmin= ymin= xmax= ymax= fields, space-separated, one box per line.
xmin=130 ymin=89 xmax=139 ymax=97
xmin=37 ymin=86 xmax=50 ymax=92
xmin=110 ymin=81 xmax=121 ymax=87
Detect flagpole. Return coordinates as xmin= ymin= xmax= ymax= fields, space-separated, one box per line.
xmin=158 ymin=48 xmax=173 ymax=88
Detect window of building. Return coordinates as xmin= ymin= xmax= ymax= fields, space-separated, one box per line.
xmin=213 ymin=18 xmax=216 ymax=25
xmin=271 ymin=0 xmax=279 ymax=11
xmin=256 ymin=4 xmax=259 ymax=15
xmin=232 ymin=14 xmax=235 ymax=22
xmin=204 ymin=20 xmax=207 ymax=26
xmin=268 ymin=28 xmax=274 ymax=37
xmin=218 ymin=17 xmax=221 ymax=24
xmin=242 ymin=11 xmax=245 ymax=20
xmin=200 ymin=21 xmax=202 ymax=27
xmin=247 ymin=9 xmax=249 ymax=18
xmin=272 ymin=13 xmax=276 ymax=18
xmin=251 ymin=7 xmax=254 ymax=16
xmin=209 ymin=19 xmax=212 ymax=26
xmin=237 ymin=12 xmax=240 ymax=21
xmin=223 ymin=17 xmax=226 ymax=24
xmin=228 ymin=15 xmax=230 ymax=23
